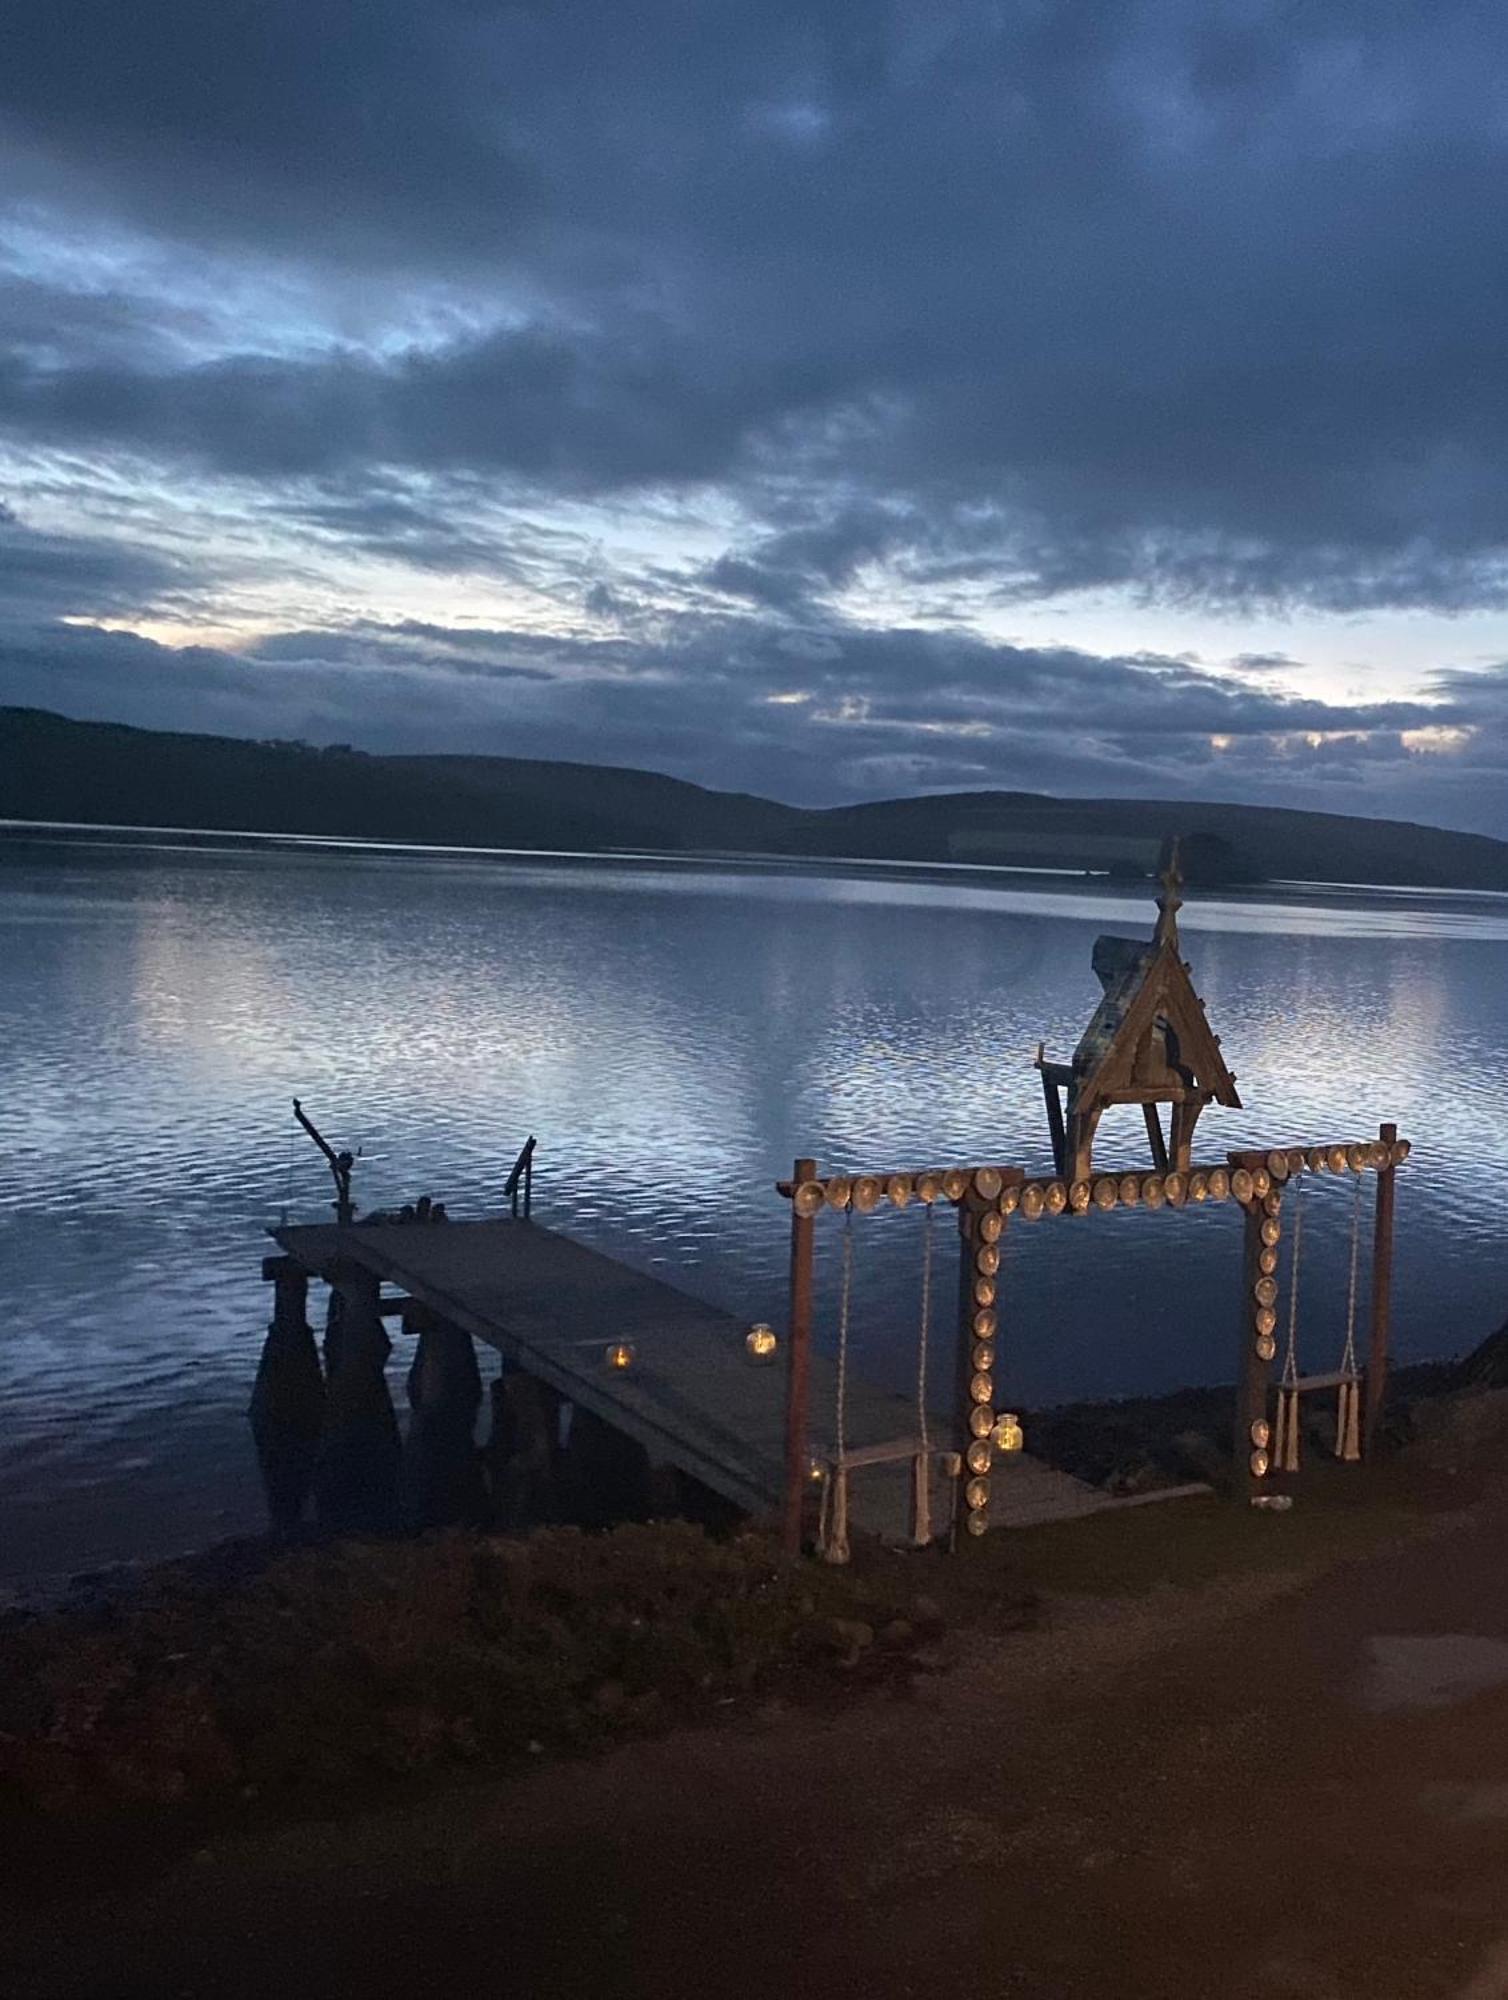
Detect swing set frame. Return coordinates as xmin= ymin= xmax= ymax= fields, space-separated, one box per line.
xmin=776 ymin=1124 xmax=1406 ymax=1556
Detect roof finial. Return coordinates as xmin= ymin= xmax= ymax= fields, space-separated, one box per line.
xmin=1154 ymin=835 xmax=1182 ymax=949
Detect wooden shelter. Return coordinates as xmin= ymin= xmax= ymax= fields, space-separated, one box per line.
xmin=1035 ymin=839 xmax=1241 ymax=1182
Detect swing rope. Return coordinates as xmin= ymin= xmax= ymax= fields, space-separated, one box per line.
xmin=1336 ymin=1173 xmax=1363 ymax=1460
xmin=911 ymin=1200 xmax=935 ymax=1546
xmin=1275 ymin=1175 xmax=1304 ymax=1471
xmin=821 ymin=1206 xmax=856 ymax=1565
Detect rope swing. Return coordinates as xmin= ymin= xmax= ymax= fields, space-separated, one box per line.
xmin=1274 ymin=1171 xmax=1364 ymax=1472
xmin=912 ymin=1199 xmax=935 ymax=1547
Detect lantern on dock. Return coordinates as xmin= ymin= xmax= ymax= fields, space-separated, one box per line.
xmin=604 ymin=1340 xmax=636 ymax=1372
xmin=745 ymin=1323 xmax=778 ymax=1364
xmin=992 ymin=1413 xmax=1025 ymax=1454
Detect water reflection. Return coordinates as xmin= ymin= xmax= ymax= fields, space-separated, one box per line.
xmin=1 ymin=839 xmax=1504 ymax=1586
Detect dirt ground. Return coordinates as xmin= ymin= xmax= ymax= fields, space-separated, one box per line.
xmin=4 ymin=1459 xmax=1508 ymax=1999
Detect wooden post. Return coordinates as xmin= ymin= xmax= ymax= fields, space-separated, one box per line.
xmin=484 ymin=1365 xmax=562 ymax=1531
xmin=782 ymin=1157 xmax=816 ymax=1557
xmin=1366 ymin=1120 xmax=1398 ymax=1453
xmin=400 ymin=1312 xmax=486 ymax=1531
xmin=315 ymin=1264 xmax=400 ymax=1535
xmin=1142 ymin=1103 xmax=1170 ymax=1173
xmin=1041 ymin=1072 xmax=1067 ymax=1178
xmin=952 ymin=1201 xmax=979 ymax=1549
xmin=1232 ymin=1153 xmax=1278 ymax=1502
xmin=250 ymin=1257 xmax=325 ymax=1534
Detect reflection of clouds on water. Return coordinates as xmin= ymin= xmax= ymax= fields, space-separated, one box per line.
xmin=2 ymin=844 xmax=1506 ymax=1583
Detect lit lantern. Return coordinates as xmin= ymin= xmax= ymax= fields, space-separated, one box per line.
xmin=1118 ymin=1174 xmax=1141 ymax=1205
xmin=1250 ymin=1448 xmax=1270 ymax=1478
xmin=973 ymin=1307 xmax=998 ymax=1340
xmin=973 ymin=1341 xmax=996 ymax=1372
xmin=1250 ymin=1418 xmax=1271 ymax=1449
xmin=1253 ymin=1276 xmax=1278 ymax=1308
xmin=1069 ymin=1180 xmax=1092 ymax=1212
xmin=978 ymin=1210 xmax=1003 ymax=1243
xmin=942 ymin=1167 xmax=969 ymax=1201
xmin=967 ymin=1439 xmax=993 ymax=1476
xmin=852 ymin=1175 xmax=882 ymax=1213
xmin=969 ymin=1372 xmax=994 ymax=1405
xmin=1262 ymin=1191 xmax=1283 ymax=1217
xmin=1254 ymin=1306 xmax=1277 ymax=1337
xmin=973 ymin=1166 xmax=1004 ymax=1200
xmin=975 ymin=1243 xmax=1001 ymax=1277
xmin=1000 ymin=1185 xmax=1021 ymax=1216
xmin=793 ymin=1180 xmax=825 ymax=1216
xmin=1266 ymin=1151 xmax=1289 ymax=1180
xmin=1142 ymin=1175 xmax=1165 ymax=1209
xmin=1259 ymin=1247 xmax=1279 ymax=1276
xmin=992 ymin=1413 xmax=1025 ymax=1453
xmin=965 ymin=1476 xmax=991 ymax=1510
xmin=965 ymin=1511 xmax=990 ymax=1537
xmin=1187 ymin=1170 xmax=1209 ymax=1203
xmin=1304 ymin=1147 xmax=1325 ymax=1173
xmin=1366 ymin=1141 xmax=1389 ymax=1170
xmin=825 ymin=1176 xmax=852 ymax=1210
xmin=1207 ymin=1168 xmax=1231 ymax=1200
xmin=1256 ymin=1334 xmax=1276 ymax=1362
xmin=807 ymin=1456 xmax=827 ymax=1483
xmin=1020 ymin=1184 xmax=1045 ymax=1220
xmin=917 ymin=1171 xmax=943 ymax=1203
xmin=1260 ymin=1217 xmax=1281 ymax=1247
xmin=969 ymin=1405 xmax=996 ymax=1438
xmin=1326 ymin=1145 xmax=1348 ymax=1174
xmin=745 ymin=1323 xmax=779 ymax=1364
xmin=1231 ymin=1167 xmax=1254 ymax=1204
xmin=1391 ymin=1138 xmax=1411 ymax=1165
xmin=886 ymin=1174 xmax=913 ymax=1208
xmin=1163 ymin=1172 xmax=1186 ymax=1206
xmin=1252 ymin=1167 xmax=1272 ymax=1198
xmin=1044 ymin=1181 xmax=1068 ymax=1215
xmin=1093 ymin=1177 xmax=1119 ymax=1210
xmin=973 ymin=1276 xmax=997 ymax=1308
xmin=604 ymin=1340 xmax=636 ymax=1372
xmin=1346 ymin=1143 xmax=1368 ymax=1172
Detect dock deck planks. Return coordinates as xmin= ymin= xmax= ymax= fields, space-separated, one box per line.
xmin=275 ymin=1217 xmax=1108 ymax=1541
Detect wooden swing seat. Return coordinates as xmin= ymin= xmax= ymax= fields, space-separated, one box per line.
xmin=1284 ymin=1368 xmax=1362 ymax=1395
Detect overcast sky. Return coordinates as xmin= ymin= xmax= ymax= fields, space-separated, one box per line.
xmin=4 ymin=2 xmax=1508 ymax=832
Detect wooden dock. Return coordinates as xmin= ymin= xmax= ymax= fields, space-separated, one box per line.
xmin=270 ymin=1216 xmax=1108 ymax=1543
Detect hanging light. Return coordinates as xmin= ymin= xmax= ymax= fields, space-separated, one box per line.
xmin=825 ymin=1176 xmax=852 ymax=1210
xmin=1286 ymin=1149 xmax=1307 ymax=1177
xmin=1208 ymin=1167 xmax=1231 ymax=1200
xmin=1231 ymin=1167 xmax=1254 ymax=1204
xmin=942 ymin=1167 xmax=969 ymax=1201
xmin=973 ymin=1341 xmax=996 ymax=1372
xmin=793 ymin=1181 xmax=825 ymax=1217
xmin=886 ymin=1174 xmax=913 ymax=1208
xmin=1069 ymin=1180 xmax=1092 ymax=1212
xmin=1266 ymin=1151 xmax=1290 ymax=1180
xmin=1262 ymin=1191 xmax=1283 ymax=1217
xmin=1093 ymin=1177 xmax=1119 ymax=1210
xmin=973 ymin=1307 xmax=998 ymax=1340
xmin=965 ymin=1511 xmax=990 ymax=1537
xmin=1346 ymin=1143 xmax=1368 ymax=1172
xmin=1000 ymin=1184 xmax=1021 ymax=1216
xmin=969 ymin=1372 xmax=995 ymax=1405
xmin=1326 ymin=1145 xmax=1348 ymax=1174
xmin=1260 ymin=1217 xmax=1281 ymax=1247
xmin=975 ymin=1243 xmax=1001 ymax=1277
xmin=973 ymin=1276 xmax=997 ymax=1308
xmin=973 ymin=1166 xmax=1004 ymax=1200
xmin=978 ymin=1210 xmax=1004 ymax=1244
xmin=1366 ymin=1140 xmax=1389 ymax=1170
xmin=1252 ymin=1167 xmax=1272 ymax=1198
xmin=1391 ymin=1138 xmax=1411 ymax=1165
xmin=1118 ymin=1174 xmax=1142 ymax=1205
xmin=1250 ymin=1448 xmax=1271 ymax=1478
xmin=965 ymin=1476 xmax=991 ymax=1510
xmin=1187 ymin=1170 xmax=1209 ymax=1203
xmin=1253 ymin=1276 xmax=1278 ymax=1308
xmin=916 ymin=1170 xmax=943 ymax=1203
xmin=1304 ymin=1147 xmax=1325 ymax=1173
xmin=1258 ymin=1247 xmax=1279 ymax=1276
xmin=1250 ymin=1418 xmax=1271 ymax=1449
xmin=1142 ymin=1175 xmax=1165 ymax=1209
xmin=967 ymin=1439 xmax=993 ymax=1476
xmin=1020 ymin=1184 xmax=1045 ymax=1220
xmin=1163 ymin=1172 xmax=1186 ymax=1206
xmin=992 ymin=1413 xmax=1025 ymax=1453
xmin=1254 ymin=1306 xmax=1277 ymax=1337
xmin=744 ymin=1323 xmax=779 ymax=1364
xmin=807 ymin=1455 xmax=827 ymax=1483
xmin=969 ymin=1405 xmax=996 ymax=1438
xmin=604 ymin=1340 xmax=636 ymax=1372
xmin=852 ymin=1175 xmax=882 ymax=1213
xmin=1256 ymin=1334 xmax=1276 ymax=1362
xmin=1044 ymin=1181 xmax=1069 ymax=1215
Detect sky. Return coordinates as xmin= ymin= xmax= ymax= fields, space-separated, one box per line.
xmin=4 ymin=2 xmax=1508 ymax=832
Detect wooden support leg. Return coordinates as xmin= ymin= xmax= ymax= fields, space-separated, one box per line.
xmin=1042 ymin=1074 xmax=1067 ymax=1178
xmin=249 ymin=1260 xmax=324 ymax=1535
xmin=783 ymin=1155 xmax=816 ymax=1558
xmin=483 ymin=1367 xmax=562 ymax=1531
xmin=400 ymin=1314 xmax=485 ymax=1532
xmin=314 ymin=1267 xmax=400 ymax=1536
xmin=560 ymin=1404 xmax=652 ymax=1528
xmin=1234 ymin=1185 xmax=1278 ymax=1501
xmin=1366 ymin=1120 xmax=1398 ymax=1454
xmin=1142 ymin=1103 xmax=1171 ymax=1173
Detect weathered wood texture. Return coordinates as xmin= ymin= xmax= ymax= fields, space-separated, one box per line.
xmin=275 ymin=1215 xmax=1109 ymax=1543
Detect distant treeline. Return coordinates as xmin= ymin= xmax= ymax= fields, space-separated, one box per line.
xmin=5 ymin=705 xmax=1508 ymax=892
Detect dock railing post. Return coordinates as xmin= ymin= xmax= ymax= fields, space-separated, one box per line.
xmin=1367 ymin=1120 xmax=1397 ymax=1453
xmin=783 ymin=1156 xmax=816 ymax=1557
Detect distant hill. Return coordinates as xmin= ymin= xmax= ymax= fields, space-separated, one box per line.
xmin=5 ymin=705 xmax=1508 ymax=892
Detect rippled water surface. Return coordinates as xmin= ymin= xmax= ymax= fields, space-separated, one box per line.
xmin=3 ymin=837 xmax=1506 ymax=1586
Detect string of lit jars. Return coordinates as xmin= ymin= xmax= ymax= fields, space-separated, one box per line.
xmin=770 ymin=1137 xmax=1409 ymax=1536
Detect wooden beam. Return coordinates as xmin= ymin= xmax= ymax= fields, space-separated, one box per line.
xmin=1366 ymin=1120 xmax=1397 ymax=1452
xmin=1042 ymin=1069 xmax=1068 ymax=1177
xmin=1142 ymin=1103 xmax=1170 ymax=1173
xmin=783 ymin=1156 xmax=817 ymax=1557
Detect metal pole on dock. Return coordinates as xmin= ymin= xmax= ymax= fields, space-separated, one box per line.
xmin=782 ymin=1156 xmax=816 ymax=1557
xmin=1366 ymin=1120 xmax=1398 ymax=1452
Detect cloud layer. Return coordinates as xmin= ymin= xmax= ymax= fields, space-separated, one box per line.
xmin=5 ymin=2 xmax=1508 ymax=828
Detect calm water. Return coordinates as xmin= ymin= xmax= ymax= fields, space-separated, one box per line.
xmin=3 ymin=836 xmax=1506 ymax=1588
